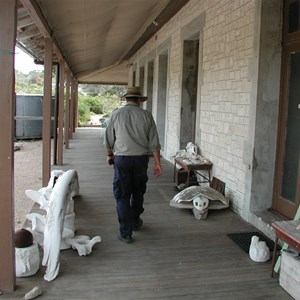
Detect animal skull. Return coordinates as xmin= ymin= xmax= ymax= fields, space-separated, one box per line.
xmin=193 ymin=196 xmax=209 ymax=212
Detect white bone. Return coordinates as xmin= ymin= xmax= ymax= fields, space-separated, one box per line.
xmin=24 ymin=169 xmax=98 ymax=281
xmin=42 ymin=170 xmax=76 ymax=281
xmin=26 ymin=190 xmax=50 ymax=212
xmin=15 ymin=242 xmax=40 ymax=277
xmin=26 ymin=213 xmax=46 ymax=233
xmin=66 ymin=235 xmax=101 ymax=256
xmin=24 ymin=286 xmax=42 ymax=300
xmin=192 ymin=207 xmax=208 ymax=220
xmin=170 ymin=185 xmax=229 ymax=210
xmin=249 ymin=235 xmax=270 ymax=262
xmin=193 ymin=196 xmax=209 ymax=212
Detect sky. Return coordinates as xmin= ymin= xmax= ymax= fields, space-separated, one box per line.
xmin=14 ymin=46 xmax=44 ymax=74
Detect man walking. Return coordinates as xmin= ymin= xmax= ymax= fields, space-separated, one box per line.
xmin=104 ymin=87 xmax=162 ymax=243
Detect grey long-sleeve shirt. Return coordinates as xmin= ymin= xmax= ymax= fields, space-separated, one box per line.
xmin=104 ymin=104 xmax=161 ymax=156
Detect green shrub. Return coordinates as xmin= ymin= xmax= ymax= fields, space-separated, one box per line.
xmin=78 ymin=99 xmax=90 ymax=126
xmin=79 ymin=95 xmax=104 ymax=114
xmin=77 ymin=86 xmax=124 ymax=126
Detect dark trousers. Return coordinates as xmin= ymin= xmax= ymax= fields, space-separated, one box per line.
xmin=113 ymin=155 xmax=149 ymax=237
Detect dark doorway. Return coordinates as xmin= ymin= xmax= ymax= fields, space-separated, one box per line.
xmin=147 ymin=60 xmax=154 ymax=113
xmin=157 ymin=52 xmax=168 ymax=152
xmin=139 ymin=65 xmax=145 ymax=93
xmin=273 ymin=0 xmax=300 ymax=218
xmin=180 ymin=38 xmax=199 ymax=150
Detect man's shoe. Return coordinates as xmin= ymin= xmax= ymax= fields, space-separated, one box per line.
xmin=133 ymin=218 xmax=143 ymax=231
xmin=118 ymin=235 xmax=133 ymax=243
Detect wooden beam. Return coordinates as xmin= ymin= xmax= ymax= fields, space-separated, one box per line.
xmin=74 ymin=82 xmax=79 ymax=129
xmin=42 ymin=37 xmax=53 ymax=186
xmin=0 ymin=0 xmax=17 ymax=292
xmin=69 ymin=78 xmax=75 ymax=139
xmin=20 ymin=0 xmax=51 ymax=38
xmin=20 ymin=0 xmax=66 ymax=63
xmin=17 ymin=25 xmax=41 ymax=41
xmin=57 ymin=60 xmax=65 ymax=165
xmin=21 ymin=35 xmax=44 ymax=48
xmin=17 ymin=14 xmax=34 ymax=29
xmin=65 ymin=73 xmax=70 ymax=149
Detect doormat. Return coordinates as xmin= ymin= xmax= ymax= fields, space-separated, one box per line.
xmin=227 ymin=231 xmax=279 ymax=253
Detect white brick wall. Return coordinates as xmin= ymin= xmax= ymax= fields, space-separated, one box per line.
xmin=130 ymin=0 xmax=257 ymax=213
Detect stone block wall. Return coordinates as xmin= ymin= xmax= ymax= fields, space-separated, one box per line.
xmin=129 ymin=0 xmax=260 ymax=215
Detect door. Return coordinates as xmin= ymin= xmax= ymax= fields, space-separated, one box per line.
xmin=273 ymin=0 xmax=300 ymax=219
xmin=157 ymin=51 xmax=168 ymax=153
xmin=180 ymin=38 xmax=199 ymax=150
xmin=273 ymin=47 xmax=300 ymax=218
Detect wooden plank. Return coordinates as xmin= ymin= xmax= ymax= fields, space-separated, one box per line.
xmin=273 ymin=220 xmax=300 ymax=244
xmin=7 ymin=128 xmax=293 ymax=299
xmin=57 ymin=60 xmax=65 ymax=165
xmin=74 ymin=82 xmax=78 ymax=129
xmin=0 ymin=0 xmax=17 ymax=292
xmin=20 ymin=0 xmax=67 ymax=63
xmin=42 ymin=37 xmax=52 ymax=186
xmin=20 ymin=0 xmax=51 ymax=38
xmin=69 ymin=78 xmax=74 ymax=139
xmin=64 ymin=73 xmax=70 ymax=149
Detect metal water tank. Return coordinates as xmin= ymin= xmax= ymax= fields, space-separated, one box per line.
xmin=15 ymin=94 xmax=55 ymax=139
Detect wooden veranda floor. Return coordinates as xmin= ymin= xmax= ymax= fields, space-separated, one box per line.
xmin=6 ymin=128 xmax=292 ymax=299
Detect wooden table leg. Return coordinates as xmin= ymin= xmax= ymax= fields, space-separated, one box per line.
xmin=271 ymin=237 xmax=278 ymax=277
xmin=187 ymin=167 xmax=190 ymax=187
xmin=173 ymin=162 xmax=176 ymax=183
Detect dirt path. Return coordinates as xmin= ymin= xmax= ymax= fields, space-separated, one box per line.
xmin=14 ymin=140 xmax=43 ymax=229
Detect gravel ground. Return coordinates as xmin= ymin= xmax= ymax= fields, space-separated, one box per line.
xmin=14 ymin=140 xmax=43 ymax=230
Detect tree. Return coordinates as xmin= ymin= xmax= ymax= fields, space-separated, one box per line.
xmin=28 ymin=71 xmax=43 ymax=85
xmin=77 ymin=99 xmax=91 ymax=126
xmin=15 ymin=69 xmax=56 ymax=95
xmin=15 ymin=70 xmax=124 ymax=126
xmin=80 ymin=84 xmax=126 ymax=97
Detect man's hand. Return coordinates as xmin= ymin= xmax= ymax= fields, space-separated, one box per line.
xmin=153 ymin=164 xmax=162 ymax=177
xmin=107 ymin=155 xmax=114 ymax=165
xmin=153 ymin=150 xmax=162 ymax=176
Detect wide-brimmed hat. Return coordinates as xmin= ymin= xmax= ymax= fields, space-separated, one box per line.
xmin=122 ymin=86 xmax=148 ymax=102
